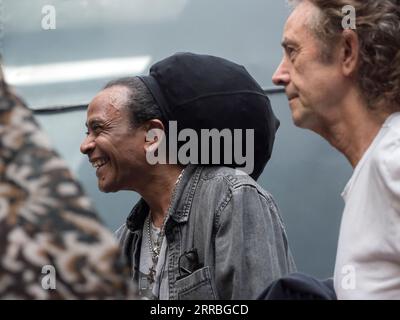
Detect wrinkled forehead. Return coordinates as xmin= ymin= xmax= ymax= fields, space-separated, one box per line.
xmin=86 ymin=86 xmax=130 ymax=123
xmin=89 ymin=86 xmax=129 ymax=113
xmin=91 ymin=86 xmax=129 ymax=110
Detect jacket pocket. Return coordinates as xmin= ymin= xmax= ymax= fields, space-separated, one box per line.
xmin=175 ymin=266 xmax=217 ymax=300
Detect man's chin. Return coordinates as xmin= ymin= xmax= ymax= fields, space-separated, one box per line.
xmin=292 ymin=112 xmax=318 ymax=131
xmin=290 ymin=105 xmax=309 ymax=129
xmin=98 ymin=181 xmax=117 ymax=193
xmin=292 ymin=115 xmax=304 ymax=128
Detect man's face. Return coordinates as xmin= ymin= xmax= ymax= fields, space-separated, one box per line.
xmin=272 ymin=1 xmax=344 ymax=132
xmin=80 ymin=86 xmax=146 ymax=193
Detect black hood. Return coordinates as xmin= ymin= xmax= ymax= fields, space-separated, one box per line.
xmin=139 ymin=52 xmax=279 ymax=180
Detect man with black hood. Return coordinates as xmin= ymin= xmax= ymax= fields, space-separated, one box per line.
xmin=80 ymin=52 xmax=296 ymax=299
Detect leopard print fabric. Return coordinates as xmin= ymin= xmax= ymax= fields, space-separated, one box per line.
xmin=0 ymin=66 xmax=135 ymax=299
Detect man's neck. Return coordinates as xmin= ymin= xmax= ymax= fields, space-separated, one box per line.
xmin=138 ymin=165 xmax=184 ymax=228
xmin=318 ymin=98 xmax=390 ymax=168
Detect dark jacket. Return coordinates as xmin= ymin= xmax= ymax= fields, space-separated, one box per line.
xmin=258 ymin=273 xmax=337 ymax=300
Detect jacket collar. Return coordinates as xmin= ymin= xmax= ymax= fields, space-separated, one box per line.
xmin=125 ymin=164 xmax=202 ymax=232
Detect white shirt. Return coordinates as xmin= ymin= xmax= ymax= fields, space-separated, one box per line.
xmin=334 ymin=112 xmax=400 ymax=300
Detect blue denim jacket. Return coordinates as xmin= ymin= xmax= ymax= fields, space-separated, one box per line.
xmin=116 ymin=165 xmax=296 ymax=299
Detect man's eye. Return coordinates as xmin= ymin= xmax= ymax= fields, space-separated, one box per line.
xmin=92 ymin=125 xmax=102 ymax=132
xmin=287 ymin=47 xmax=295 ymax=57
xmin=85 ymin=125 xmax=101 ymax=136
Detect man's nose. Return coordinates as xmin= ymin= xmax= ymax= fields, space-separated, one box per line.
xmin=80 ymin=136 xmax=95 ymax=155
xmin=272 ymin=60 xmax=290 ymax=86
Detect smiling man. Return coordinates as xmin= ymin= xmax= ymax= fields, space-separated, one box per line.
xmin=80 ymin=52 xmax=296 ymax=300
xmin=272 ymin=0 xmax=400 ymax=299
xmin=83 ymin=84 xmax=150 ymax=193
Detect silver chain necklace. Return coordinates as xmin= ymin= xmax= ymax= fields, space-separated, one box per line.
xmin=146 ymin=168 xmax=185 ymax=284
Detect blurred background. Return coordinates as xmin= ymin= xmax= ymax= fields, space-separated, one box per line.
xmin=1 ymin=0 xmax=352 ymax=279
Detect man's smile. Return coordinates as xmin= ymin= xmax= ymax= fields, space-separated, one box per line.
xmin=89 ymin=157 xmax=110 ymax=176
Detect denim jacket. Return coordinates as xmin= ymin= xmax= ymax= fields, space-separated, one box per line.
xmin=116 ymin=165 xmax=296 ymax=299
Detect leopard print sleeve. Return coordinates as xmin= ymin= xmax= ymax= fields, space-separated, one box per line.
xmin=0 ymin=66 xmax=135 ymax=299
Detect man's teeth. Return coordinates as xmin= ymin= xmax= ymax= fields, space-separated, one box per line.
xmin=92 ymin=159 xmax=108 ymax=168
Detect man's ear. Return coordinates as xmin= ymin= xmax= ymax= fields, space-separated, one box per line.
xmin=143 ymin=119 xmax=166 ymax=154
xmin=340 ymin=29 xmax=359 ymax=77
